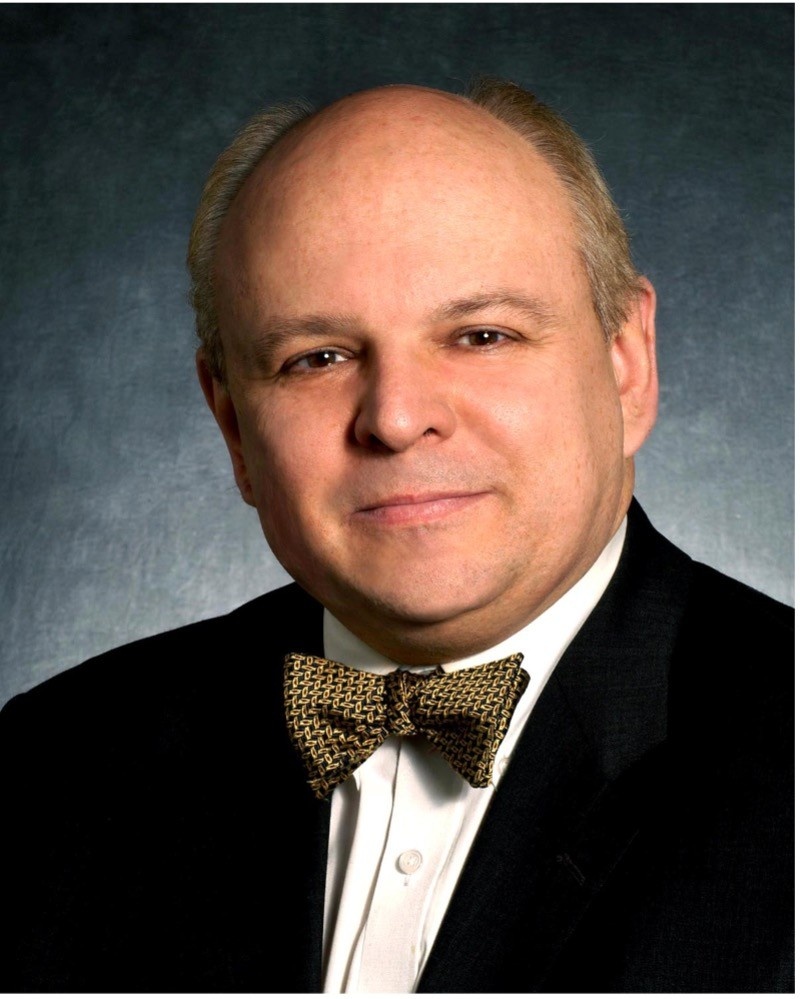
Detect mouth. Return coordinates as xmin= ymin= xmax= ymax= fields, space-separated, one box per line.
xmin=353 ymin=491 xmax=490 ymax=527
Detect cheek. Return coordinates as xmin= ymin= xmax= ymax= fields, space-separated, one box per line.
xmin=238 ymin=398 xmax=344 ymax=527
xmin=236 ymin=402 xmax=301 ymax=515
xmin=491 ymin=362 xmax=622 ymax=491
xmin=580 ymin=359 xmax=625 ymax=453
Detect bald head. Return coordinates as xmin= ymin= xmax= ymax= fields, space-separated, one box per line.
xmin=216 ymin=85 xmax=547 ymax=279
xmin=251 ymin=84 xmax=519 ymax=177
xmin=188 ymin=79 xmax=639 ymax=383
xmin=216 ymin=87 xmax=513 ymax=270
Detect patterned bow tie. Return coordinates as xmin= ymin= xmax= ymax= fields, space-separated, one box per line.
xmin=283 ymin=651 xmax=529 ymax=800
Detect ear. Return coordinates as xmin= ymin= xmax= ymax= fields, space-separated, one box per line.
xmin=610 ymin=277 xmax=659 ymax=458
xmin=196 ymin=349 xmax=255 ymax=506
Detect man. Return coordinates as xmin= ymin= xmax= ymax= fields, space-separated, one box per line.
xmin=1 ymin=80 xmax=792 ymax=992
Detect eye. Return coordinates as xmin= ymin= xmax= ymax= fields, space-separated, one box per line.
xmin=456 ymin=328 xmax=511 ymax=347
xmin=285 ymin=348 xmax=350 ymax=372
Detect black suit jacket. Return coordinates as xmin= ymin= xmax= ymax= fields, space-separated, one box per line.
xmin=1 ymin=501 xmax=793 ymax=992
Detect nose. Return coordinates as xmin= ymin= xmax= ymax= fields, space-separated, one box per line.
xmin=353 ymin=353 xmax=457 ymax=452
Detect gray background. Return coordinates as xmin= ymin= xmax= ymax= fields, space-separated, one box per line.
xmin=1 ymin=4 xmax=793 ymax=707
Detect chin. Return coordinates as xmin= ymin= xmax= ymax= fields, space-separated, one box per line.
xmin=336 ymin=581 xmax=528 ymax=665
xmin=338 ymin=569 xmax=509 ymax=630
xmin=369 ymin=592 xmax=474 ymax=627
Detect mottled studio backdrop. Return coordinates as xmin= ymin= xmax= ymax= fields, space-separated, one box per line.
xmin=1 ymin=4 xmax=793 ymax=706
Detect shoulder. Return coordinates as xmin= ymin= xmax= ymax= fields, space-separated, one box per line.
xmin=625 ymin=498 xmax=792 ymax=648
xmin=0 ymin=582 xmax=322 ymax=752
xmin=672 ymin=559 xmax=792 ymax=748
xmin=686 ymin=556 xmax=792 ymax=629
xmin=678 ymin=557 xmax=793 ymax=692
xmin=616 ymin=500 xmax=792 ymax=758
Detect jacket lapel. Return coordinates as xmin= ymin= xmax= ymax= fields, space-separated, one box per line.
xmin=418 ymin=502 xmax=693 ymax=992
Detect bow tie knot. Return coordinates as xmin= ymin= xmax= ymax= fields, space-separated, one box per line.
xmin=284 ymin=652 xmax=529 ymax=799
xmin=384 ymin=668 xmax=424 ymax=736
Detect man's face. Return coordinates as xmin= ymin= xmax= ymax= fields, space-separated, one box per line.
xmin=206 ymin=89 xmax=656 ymax=663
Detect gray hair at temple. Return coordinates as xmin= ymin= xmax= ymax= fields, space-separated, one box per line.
xmin=187 ymin=79 xmax=641 ymax=384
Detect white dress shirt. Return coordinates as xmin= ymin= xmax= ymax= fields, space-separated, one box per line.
xmin=321 ymin=519 xmax=626 ymax=993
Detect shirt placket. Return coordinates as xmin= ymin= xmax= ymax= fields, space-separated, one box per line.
xmin=355 ymin=736 xmax=465 ymax=992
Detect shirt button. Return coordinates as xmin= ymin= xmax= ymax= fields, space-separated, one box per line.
xmin=397 ymin=849 xmax=423 ymax=874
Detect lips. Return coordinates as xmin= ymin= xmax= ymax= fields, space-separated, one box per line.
xmin=353 ymin=491 xmax=490 ymax=526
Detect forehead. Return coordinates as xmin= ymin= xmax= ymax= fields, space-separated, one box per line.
xmin=215 ymin=89 xmax=586 ymax=321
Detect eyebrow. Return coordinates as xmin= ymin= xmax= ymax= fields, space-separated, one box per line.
xmin=247 ymin=289 xmax=559 ymax=368
xmin=433 ymin=290 xmax=559 ymax=328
